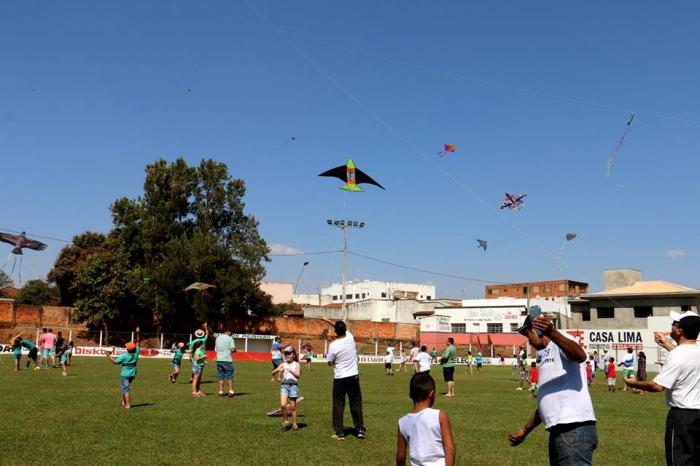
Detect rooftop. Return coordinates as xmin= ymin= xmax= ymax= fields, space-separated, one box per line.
xmin=582 ymin=280 xmax=700 ymax=298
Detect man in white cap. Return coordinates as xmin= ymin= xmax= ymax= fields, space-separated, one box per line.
xmin=625 ymin=310 xmax=700 ymax=465
xmin=508 ymin=310 xmax=597 ymax=465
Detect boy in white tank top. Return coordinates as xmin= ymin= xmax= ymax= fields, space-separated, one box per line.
xmin=396 ymin=373 xmax=455 ymax=466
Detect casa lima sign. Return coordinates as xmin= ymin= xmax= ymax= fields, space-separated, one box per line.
xmin=566 ymin=329 xmax=648 ymax=351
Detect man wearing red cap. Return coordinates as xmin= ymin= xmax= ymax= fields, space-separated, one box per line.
xmin=625 ymin=310 xmax=700 ymax=465
xmin=106 ymin=327 xmax=141 ymax=409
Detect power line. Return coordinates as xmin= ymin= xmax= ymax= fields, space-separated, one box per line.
xmin=0 ymin=227 xmax=71 ymax=243
xmin=269 ymin=250 xmax=343 ymax=257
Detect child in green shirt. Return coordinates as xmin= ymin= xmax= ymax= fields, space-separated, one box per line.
xmin=191 ymin=340 xmax=207 ymax=397
xmin=106 ymin=327 xmax=141 ymax=409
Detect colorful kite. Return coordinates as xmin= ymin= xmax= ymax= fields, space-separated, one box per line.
xmin=556 ymin=233 xmax=577 ymax=274
xmin=499 ymin=193 xmax=527 ymax=210
xmin=606 ymin=114 xmax=634 ymax=179
xmin=183 ymin=282 xmax=216 ymax=292
xmin=476 ymin=239 xmax=488 ymax=251
xmin=438 ymin=144 xmax=457 ymax=157
xmin=319 ymin=158 xmax=385 ymax=192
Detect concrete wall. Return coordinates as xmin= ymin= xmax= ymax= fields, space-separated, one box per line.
xmin=303 ymin=299 xmax=432 ymax=323
xmin=603 ymin=269 xmax=641 ymax=291
xmin=259 ymin=281 xmax=294 ymax=304
xmin=569 ymin=296 xmax=699 ymax=329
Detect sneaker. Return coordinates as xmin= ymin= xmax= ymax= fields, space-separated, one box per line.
xmin=228 ymin=392 xmax=235 ymax=398
xmin=219 ymin=392 xmax=225 ymax=397
xmin=197 ymin=392 xmax=207 ymax=397
xmin=292 ymin=424 xmax=299 ymax=431
xmin=331 ymin=434 xmax=345 ymax=440
xmin=357 ymin=429 xmax=366 ymax=439
xmin=281 ymin=422 xmax=290 ymax=431
xmin=33 ymin=367 xmax=41 ymax=371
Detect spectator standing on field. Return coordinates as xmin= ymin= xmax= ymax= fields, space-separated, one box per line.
xmin=53 ymin=331 xmax=65 ymax=367
xmin=624 ymin=310 xmax=700 ymax=465
xmin=215 ymin=329 xmax=236 ymax=398
xmin=410 ymin=344 xmax=420 ymax=372
xmin=509 ymin=313 xmax=597 ymax=465
xmin=41 ymin=329 xmax=57 ymax=369
xmin=440 ymin=338 xmax=456 ymax=397
xmin=320 ymin=316 xmax=366 ymax=440
xmin=618 ymin=348 xmax=635 ymax=391
xmin=415 ymin=345 xmax=432 ymax=374
xmin=271 ymin=336 xmax=283 ymax=382
xmin=634 ymin=351 xmax=647 ymax=395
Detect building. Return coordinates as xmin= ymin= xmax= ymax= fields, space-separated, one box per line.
xmin=294 ymin=280 xmax=436 ymax=306
xmin=259 ymin=281 xmax=294 ymax=305
xmin=419 ymin=297 xmax=571 ymax=353
xmin=303 ymin=298 xmax=439 ymax=324
xmin=485 ymin=279 xmax=588 ymax=299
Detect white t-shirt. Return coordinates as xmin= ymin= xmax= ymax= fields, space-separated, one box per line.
xmin=410 ymin=347 xmax=420 ymax=359
xmin=654 ymin=343 xmax=700 ymax=409
xmin=387 ymin=346 xmax=395 ymax=357
xmin=384 ymin=354 xmax=393 ymax=363
xmin=398 ymin=408 xmax=445 ymax=466
xmin=416 ymin=352 xmax=433 ymax=372
xmin=621 ymin=353 xmax=635 ymax=370
xmin=327 ymin=331 xmax=359 ymax=379
xmin=537 ymin=334 xmax=596 ymax=429
xmin=214 ymin=334 xmax=236 ymax=362
xmin=281 ymin=361 xmax=299 ymax=384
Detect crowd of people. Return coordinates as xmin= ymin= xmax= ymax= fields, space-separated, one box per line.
xmin=8 ymin=308 xmax=700 ymax=465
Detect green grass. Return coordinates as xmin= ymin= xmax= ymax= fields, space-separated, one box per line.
xmin=1 ymin=358 xmax=666 ymax=465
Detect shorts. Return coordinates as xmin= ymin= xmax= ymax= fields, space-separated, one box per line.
xmin=607 ymin=377 xmax=616 ymax=386
xmin=530 ymin=382 xmax=537 ymax=391
xmin=443 ymin=366 xmax=455 ymax=382
xmin=477 ymin=363 xmax=483 ymax=368
xmin=623 ymin=369 xmax=635 ymax=378
xmin=192 ymin=364 xmax=204 ymax=375
xmin=28 ymin=348 xmax=38 ymax=361
xmin=43 ymin=348 xmax=52 ymax=359
xmin=384 ymin=362 xmax=392 ymax=369
xmin=13 ymin=352 xmax=21 ymax=360
xmin=172 ymin=363 xmax=181 ymax=370
xmin=216 ymin=361 xmax=234 ymax=381
xmin=306 ymin=356 xmax=312 ymax=362
xmin=272 ymin=358 xmax=283 ymax=369
xmin=120 ymin=376 xmax=135 ymax=394
xmin=280 ymin=383 xmax=299 ymax=399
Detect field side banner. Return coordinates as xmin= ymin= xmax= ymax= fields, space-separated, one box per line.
xmin=563 ymin=328 xmax=656 ymax=352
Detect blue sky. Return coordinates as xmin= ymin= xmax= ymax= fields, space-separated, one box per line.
xmin=1 ymin=1 xmax=699 ymax=297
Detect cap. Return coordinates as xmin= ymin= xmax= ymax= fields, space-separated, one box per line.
xmin=670 ymin=310 xmax=699 ymax=322
xmin=177 ymin=342 xmax=185 ymax=349
xmin=283 ymin=346 xmax=294 ymax=353
xmin=125 ymin=342 xmax=137 ymax=351
xmin=194 ymin=329 xmax=205 ymax=338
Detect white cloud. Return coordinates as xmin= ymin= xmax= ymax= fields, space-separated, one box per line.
xmin=665 ymin=249 xmax=687 ymax=259
xmin=269 ymin=243 xmax=304 ymax=255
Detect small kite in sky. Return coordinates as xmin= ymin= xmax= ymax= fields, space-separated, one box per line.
xmin=556 ymin=233 xmax=577 ymax=274
xmin=438 ymin=144 xmax=457 ymax=157
xmin=476 ymin=239 xmax=488 ymax=251
xmin=184 ymin=282 xmax=216 ymax=292
xmin=606 ymin=114 xmax=634 ymax=179
xmin=319 ymin=158 xmax=385 ymax=192
xmin=499 ymin=193 xmax=527 ymax=210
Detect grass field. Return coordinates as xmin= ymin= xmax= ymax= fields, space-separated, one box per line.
xmin=2 ymin=357 xmax=667 ymax=465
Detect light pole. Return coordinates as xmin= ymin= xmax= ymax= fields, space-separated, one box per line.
xmin=327 ymin=219 xmax=365 ymax=321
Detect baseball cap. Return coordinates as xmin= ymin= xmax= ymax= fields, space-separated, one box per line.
xmin=194 ymin=329 xmax=205 ymax=338
xmin=670 ymin=310 xmax=699 ymax=322
xmin=125 ymin=342 xmax=137 ymax=351
xmin=671 ymin=310 xmax=700 ymax=334
xmin=283 ymin=346 xmax=294 ymax=353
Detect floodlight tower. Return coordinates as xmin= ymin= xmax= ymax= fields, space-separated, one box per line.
xmin=326 ymin=219 xmax=365 ymax=320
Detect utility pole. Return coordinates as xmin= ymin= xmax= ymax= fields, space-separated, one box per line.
xmin=327 ymin=219 xmax=365 ymax=322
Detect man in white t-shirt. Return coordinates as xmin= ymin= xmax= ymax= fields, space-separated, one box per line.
xmin=415 ymin=345 xmax=432 ymax=373
xmin=409 ymin=344 xmax=420 ymax=372
xmin=508 ymin=311 xmax=597 ymax=465
xmin=321 ymin=317 xmax=366 ymax=441
xmin=625 ymin=310 xmax=700 ymax=465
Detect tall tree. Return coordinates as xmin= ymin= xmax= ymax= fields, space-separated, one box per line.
xmin=15 ymin=280 xmax=60 ymax=306
xmin=110 ymin=158 xmax=270 ymax=330
xmin=0 ymin=270 xmax=12 ymax=289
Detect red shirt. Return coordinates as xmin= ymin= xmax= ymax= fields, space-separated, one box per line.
xmin=586 ymin=365 xmax=592 ymax=378
xmin=607 ymin=362 xmax=616 ymax=378
xmin=530 ymin=367 xmax=539 ymax=384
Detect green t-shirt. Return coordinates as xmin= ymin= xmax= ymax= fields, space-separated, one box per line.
xmin=115 ymin=347 xmax=140 ymax=378
xmin=430 ymin=350 xmax=438 ymax=358
xmin=193 ymin=347 xmax=207 ymax=367
xmin=12 ymin=346 xmax=21 ymax=356
xmin=172 ymin=348 xmax=184 ymax=365
xmin=441 ymin=345 xmax=456 ymax=368
xmin=60 ymin=348 xmax=72 ymax=363
xmin=187 ymin=336 xmax=207 ymax=350
xmin=20 ymin=339 xmax=36 ymax=350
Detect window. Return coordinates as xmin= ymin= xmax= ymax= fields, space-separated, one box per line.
xmin=634 ymin=306 xmax=653 ymax=318
xmin=487 ymin=289 xmax=493 ymax=295
xmin=581 ymin=309 xmax=591 ymax=321
xmin=510 ymin=323 xmax=519 ymax=332
xmin=332 ymin=295 xmax=338 ymax=301
xmin=487 ymin=323 xmax=503 ymax=333
xmin=381 ymin=292 xmax=387 ymax=298
xmin=597 ymin=307 xmax=614 ymax=318
xmin=355 ymin=294 xmax=360 ymax=299
xmin=361 ymin=293 xmax=366 ymax=298
xmin=559 ymin=283 xmax=566 ymax=291
xmin=522 ymin=287 xmax=528 ymax=294
xmin=346 ymin=294 xmax=352 ymax=299
xmin=426 ymin=296 xmax=432 ymax=300
xmin=451 ymin=323 xmax=466 ymax=333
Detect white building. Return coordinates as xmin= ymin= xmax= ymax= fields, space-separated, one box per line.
xmin=295 ymin=280 xmax=436 ymax=305
xmin=303 ymin=298 xmax=438 ymax=324
xmin=259 ymin=281 xmax=294 ymax=304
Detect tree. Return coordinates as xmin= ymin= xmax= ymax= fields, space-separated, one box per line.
xmin=15 ymin=280 xmax=60 ymax=306
xmin=0 ymin=270 xmax=12 ymax=290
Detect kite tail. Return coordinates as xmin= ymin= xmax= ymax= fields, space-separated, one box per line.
xmin=606 ymin=126 xmax=632 ymax=178
xmin=18 ymin=255 xmax=23 ymax=284
xmin=555 ymin=242 xmax=567 ymax=275
xmin=0 ymin=251 xmax=11 ymax=271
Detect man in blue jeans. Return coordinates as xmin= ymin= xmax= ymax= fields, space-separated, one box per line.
xmin=215 ymin=329 xmax=236 ymax=398
xmin=508 ymin=310 xmax=597 ymax=465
